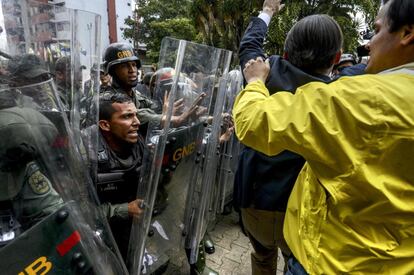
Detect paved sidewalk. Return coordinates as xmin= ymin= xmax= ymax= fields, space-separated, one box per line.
xmin=164 ymin=211 xmax=285 ymax=275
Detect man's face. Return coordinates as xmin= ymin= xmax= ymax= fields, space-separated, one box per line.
xmin=100 ymin=72 xmax=111 ymax=86
xmin=108 ymin=102 xmax=140 ymax=144
xmin=365 ymin=5 xmax=403 ymax=74
xmin=113 ymin=61 xmax=138 ymax=88
xmin=56 ymin=67 xmax=83 ymax=90
xmin=55 ymin=69 xmax=68 ymax=88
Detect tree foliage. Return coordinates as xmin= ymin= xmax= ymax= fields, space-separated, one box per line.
xmin=124 ymin=0 xmax=380 ymax=64
xmin=264 ymin=0 xmax=381 ymax=57
xmin=190 ymin=0 xmax=263 ymax=62
xmin=124 ymin=0 xmax=196 ymax=63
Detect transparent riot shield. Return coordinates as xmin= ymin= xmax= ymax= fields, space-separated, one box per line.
xmin=0 ymin=1 xmax=127 ymax=274
xmin=0 ymin=83 xmax=126 ymax=275
xmin=127 ymin=37 xmax=232 ymax=274
xmin=1 ymin=0 xmax=101 ymax=178
xmin=68 ymin=7 xmax=101 ymax=133
xmin=184 ymin=68 xmax=243 ymax=265
xmin=211 ymin=68 xmax=243 ymax=218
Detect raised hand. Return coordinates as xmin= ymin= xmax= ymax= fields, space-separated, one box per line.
xmin=243 ymin=57 xmax=270 ymax=84
xmin=262 ymin=0 xmax=284 ymax=17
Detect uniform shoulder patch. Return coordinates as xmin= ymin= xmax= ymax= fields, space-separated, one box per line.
xmin=28 ymin=170 xmax=51 ymax=195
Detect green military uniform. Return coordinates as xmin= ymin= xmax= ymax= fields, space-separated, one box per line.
xmin=81 ymin=124 xmax=132 ymax=222
xmin=8 ymin=161 xmax=64 ymax=230
xmin=0 ymin=107 xmax=64 ymax=245
xmin=96 ymin=127 xmax=145 ymax=260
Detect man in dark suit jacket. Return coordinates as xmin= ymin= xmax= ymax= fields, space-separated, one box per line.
xmin=234 ymin=0 xmax=343 ymax=274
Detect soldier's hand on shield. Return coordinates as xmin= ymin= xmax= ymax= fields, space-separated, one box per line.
xmin=185 ymin=92 xmax=207 ymax=120
xmin=220 ymin=125 xmax=234 ymax=143
xmin=171 ymin=92 xmax=207 ymax=126
xmin=128 ymin=199 xmax=145 ymax=218
xmin=263 ymin=0 xmax=284 ymax=17
xmin=219 ymin=113 xmax=234 ymax=143
xmin=194 ymin=105 xmax=207 ymax=118
xmin=244 ymin=57 xmax=270 ymax=84
xmin=222 ymin=113 xmax=234 ymax=128
xmin=163 ymin=92 xmax=185 ymax=115
xmin=172 ymin=98 xmax=185 ymax=115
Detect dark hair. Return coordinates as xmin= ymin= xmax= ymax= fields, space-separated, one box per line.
xmin=99 ymin=92 xmax=133 ymax=120
xmin=384 ymin=0 xmax=414 ymax=32
xmin=55 ymin=56 xmax=70 ymax=73
xmin=284 ymin=14 xmax=343 ymax=71
xmin=142 ymin=72 xmax=153 ymax=85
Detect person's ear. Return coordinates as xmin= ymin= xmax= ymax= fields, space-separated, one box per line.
xmin=333 ymin=51 xmax=342 ymax=65
xmin=99 ymin=120 xmax=111 ymax=132
xmin=55 ymin=71 xmax=64 ymax=80
xmin=400 ymin=24 xmax=414 ymax=46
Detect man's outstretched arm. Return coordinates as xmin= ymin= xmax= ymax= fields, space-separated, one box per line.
xmin=238 ymin=0 xmax=283 ymax=70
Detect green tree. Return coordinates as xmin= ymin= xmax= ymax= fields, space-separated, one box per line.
xmin=191 ymin=0 xmax=263 ymax=64
xmin=190 ymin=0 xmax=380 ymax=63
xmin=123 ymin=0 xmax=380 ymax=64
xmin=263 ymin=0 xmax=381 ymax=56
xmin=123 ymin=0 xmax=196 ymax=63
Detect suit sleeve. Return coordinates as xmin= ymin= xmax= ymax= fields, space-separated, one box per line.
xmin=239 ymin=17 xmax=268 ymax=70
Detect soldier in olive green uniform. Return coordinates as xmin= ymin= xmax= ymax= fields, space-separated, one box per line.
xmin=94 ymin=93 xmax=145 ymax=260
xmin=101 ymin=43 xmax=202 ymax=128
xmin=0 ymin=104 xmax=64 ymax=246
xmin=7 ymin=54 xmax=56 ymax=110
xmin=101 ymin=43 xmax=163 ymax=126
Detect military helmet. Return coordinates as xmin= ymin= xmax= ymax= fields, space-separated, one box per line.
xmin=149 ymin=67 xmax=174 ymax=94
xmin=7 ymin=54 xmax=51 ymax=81
xmin=0 ymin=106 xmax=58 ymax=200
xmin=103 ymin=43 xmax=141 ymax=74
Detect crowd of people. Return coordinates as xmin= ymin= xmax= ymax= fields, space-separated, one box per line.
xmin=1 ymin=0 xmax=413 ymax=274
xmin=234 ymin=0 xmax=414 ymax=274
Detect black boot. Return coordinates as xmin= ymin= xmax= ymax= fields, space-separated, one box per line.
xmin=189 ymin=241 xmax=218 ymax=275
xmin=203 ymin=234 xmax=215 ymax=254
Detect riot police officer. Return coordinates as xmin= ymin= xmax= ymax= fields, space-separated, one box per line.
xmin=0 ymin=78 xmax=127 ymax=275
xmin=94 ymin=92 xmax=145 ymax=260
xmin=102 ymin=43 xmax=202 ymax=129
xmin=54 ymin=56 xmax=85 ymax=111
xmin=54 ymin=56 xmax=73 ymax=110
xmin=101 ymin=43 xmax=162 ymax=125
xmin=0 ymin=93 xmax=64 ymax=247
xmin=100 ymin=64 xmax=112 ymax=91
xmin=7 ymin=54 xmax=56 ymax=110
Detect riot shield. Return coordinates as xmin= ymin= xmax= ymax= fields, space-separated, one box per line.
xmin=211 ymin=68 xmax=243 ymax=218
xmin=127 ymin=37 xmax=232 ymax=274
xmin=0 ymin=1 xmax=126 ymax=274
xmin=1 ymin=0 xmax=101 ymax=176
xmin=184 ymin=68 xmax=243 ymax=264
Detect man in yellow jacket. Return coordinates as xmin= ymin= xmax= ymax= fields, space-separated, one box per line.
xmin=233 ymin=0 xmax=414 ymax=273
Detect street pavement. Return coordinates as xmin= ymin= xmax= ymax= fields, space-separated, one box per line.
xmin=164 ymin=210 xmax=285 ymax=275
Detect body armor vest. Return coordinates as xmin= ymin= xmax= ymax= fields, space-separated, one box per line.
xmin=96 ymin=137 xmax=144 ymax=205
